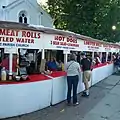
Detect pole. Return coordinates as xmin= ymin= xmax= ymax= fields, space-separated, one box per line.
xmin=92 ymin=52 xmax=94 ymax=60
xmin=33 ymin=50 xmax=36 ymax=62
xmin=100 ymin=52 xmax=102 ymax=61
xmin=64 ymin=54 xmax=68 ymax=64
xmin=16 ymin=49 xmax=19 ymax=75
xmin=9 ymin=53 xmax=13 ymax=80
xmin=42 ymin=49 xmax=45 ymax=59
xmin=111 ymin=52 xmax=113 ymax=61
xmin=106 ymin=52 xmax=108 ymax=62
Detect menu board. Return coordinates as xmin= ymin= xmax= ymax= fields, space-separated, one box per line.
xmin=0 ymin=28 xmax=119 ymax=53
xmin=0 ymin=28 xmax=43 ymax=49
xmin=43 ymin=33 xmax=120 ymax=52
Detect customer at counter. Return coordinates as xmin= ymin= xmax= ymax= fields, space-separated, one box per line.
xmin=95 ymin=55 xmax=101 ymax=65
xmin=77 ymin=52 xmax=81 ymax=64
xmin=112 ymin=54 xmax=115 ymax=61
xmin=81 ymin=53 xmax=92 ymax=97
xmin=65 ymin=54 xmax=81 ymax=106
xmin=114 ymin=55 xmax=120 ymax=73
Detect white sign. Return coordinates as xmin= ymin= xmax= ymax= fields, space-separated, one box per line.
xmin=4 ymin=48 xmax=17 ymax=54
xmin=0 ymin=28 xmax=43 ymax=49
xmin=43 ymin=34 xmax=82 ymax=51
xmin=1 ymin=29 xmax=119 ymax=53
xmin=63 ymin=50 xmax=70 ymax=54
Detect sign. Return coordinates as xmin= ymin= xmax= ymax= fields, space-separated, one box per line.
xmin=0 ymin=28 xmax=42 ymax=49
xmin=82 ymin=40 xmax=120 ymax=52
xmin=43 ymin=34 xmax=120 ymax=52
xmin=43 ymin=34 xmax=82 ymax=51
xmin=2 ymin=28 xmax=119 ymax=53
xmin=83 ymin=40 xmax=102 ymax=52
xmin=63 ymin=50 xmax=70 ymax=54
xmin=4 ymin=48 xmax=17 ymax=54
xmin=53 ymin=35 xmax=79 ymax=47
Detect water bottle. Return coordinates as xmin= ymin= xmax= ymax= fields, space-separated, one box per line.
xmin=1 ymin=67 xmax=6 ymax=81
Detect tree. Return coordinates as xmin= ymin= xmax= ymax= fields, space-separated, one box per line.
xmin=46 ymin=0 xmax=120 ymax=42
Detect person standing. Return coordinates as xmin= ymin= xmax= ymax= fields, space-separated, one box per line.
xmin=77 ymin=52 xmax=81 ymax=64
xmin=81 ymin=53 xmax=92 ymax=97
xmin=65 ymin=54 xmax=81 ymax=106
xmin=114 ymin=55 xmax=120 ymax=73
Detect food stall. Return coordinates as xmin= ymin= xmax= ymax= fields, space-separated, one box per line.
xmin=0 ymin=21 xmax=53 ymax=118
xmin=0 ymin=21 xmax=119 ymax=118
xmin=42 ymin=31 xmax=119 ymax=105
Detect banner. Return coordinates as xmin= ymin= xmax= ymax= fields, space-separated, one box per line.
xmin=0 ymin=28 xmax=42 ymax=49
xmin=43 ymin=34 xmax=119 ymax=52
xmin=43 ymin=34 xmax=82 ymax=51
xmin=0 ymin=29 xmax=119 ymax=52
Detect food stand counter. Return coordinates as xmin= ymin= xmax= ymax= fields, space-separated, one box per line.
xmin=0 ymin=74 xmax=52 ymax=119
xmin=0 ymin=21 xmax=118 ymax=118
xmin=0 ymin=62 xmax=115 ymax=119
xmin=49 ymin=71 xmax=67 ymax=105
xmin=49 ymin=62 xmax=114 ymax=105
xmin=92 ymin=62 xmax=114 ymax=85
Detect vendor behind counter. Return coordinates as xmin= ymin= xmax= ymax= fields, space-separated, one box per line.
xmin=46 ymin=58 xmax=58 ymax=71
xmin=46 ymin=58 xmax=64 ymax=71
xmin=1 ymin=55 xmax=17 ymax=73
xmin=58 ymin=60 xmax=64 ymax=71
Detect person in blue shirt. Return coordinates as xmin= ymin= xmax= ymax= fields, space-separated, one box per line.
xmin=46 ymin=57 xmax=58 ymax=71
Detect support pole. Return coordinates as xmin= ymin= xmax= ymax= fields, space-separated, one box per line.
xmin=9 ymin=53 xmax=13 ymax=80
xmin=42 ymin=49 xmax=45 ymax=60
xmin=100 ymin=52 xmax=102 ymax=61
xmin=64 ymin=54 xmax=68 ymax=65
xmin=111 ymin=52 xmax=113 ymax=61
xmin=92 ymin=52 xmax=94 ymax=60
xmin=33 ymin=50 xmax=36 ymax=62
xmin=16 ymin=49 xmax=19 ymax=75
xmin=106 ymin=52 xmax=108 ymax=62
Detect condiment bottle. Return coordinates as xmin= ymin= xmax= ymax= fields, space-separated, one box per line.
xmin=1 ymin=67 xmax=7 ymax=81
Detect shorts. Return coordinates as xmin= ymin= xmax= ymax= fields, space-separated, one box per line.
xmin=83 ymin=70 xmax=91 ymax=83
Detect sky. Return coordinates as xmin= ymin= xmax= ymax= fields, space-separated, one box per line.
xmin=37 ymin=0 xmax=48 ymax=5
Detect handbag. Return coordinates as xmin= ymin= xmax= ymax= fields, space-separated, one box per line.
xmin=67 ymin=61 xmax=74 ymax=70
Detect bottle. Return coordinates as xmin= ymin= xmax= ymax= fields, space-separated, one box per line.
xmin=1 ymin=67 xmax=7 ymax=81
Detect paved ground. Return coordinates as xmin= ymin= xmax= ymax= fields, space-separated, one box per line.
xmin=4 ymin=74 xmax=120 ymax=120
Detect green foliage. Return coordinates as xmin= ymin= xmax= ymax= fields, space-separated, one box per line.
xmin=46 ymin=0 xmax=120 ymax=42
